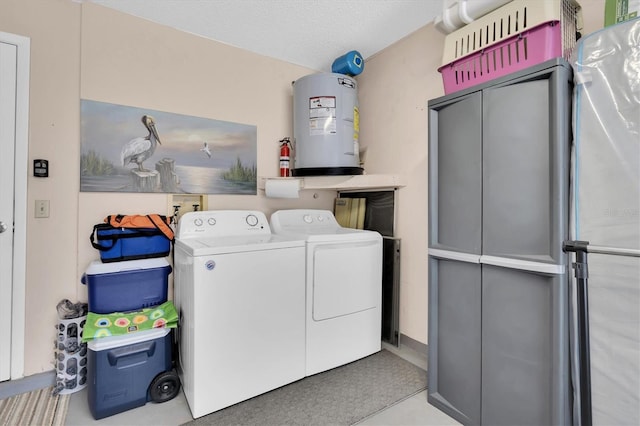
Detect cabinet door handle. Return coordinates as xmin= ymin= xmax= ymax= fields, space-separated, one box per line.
xmin=480 ymin=255 xmax=566 ymax=275
xmin=428 ymin=248 xmax=480 ymax=264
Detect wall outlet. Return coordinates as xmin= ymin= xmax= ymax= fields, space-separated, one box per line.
xmin=168 ymin=194 xmax=207 ymax=224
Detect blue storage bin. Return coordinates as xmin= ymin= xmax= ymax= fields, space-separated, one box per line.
xmin=87 ymin=328 xmax=173 ymax=419
xmin=82 ymin=259 xmax=171 ymax=314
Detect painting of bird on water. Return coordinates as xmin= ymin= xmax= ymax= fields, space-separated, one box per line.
xmin=80 ymin=99 xmax=257 ymax=194
xmin=121 ymin=115 xmax=161 ymax=172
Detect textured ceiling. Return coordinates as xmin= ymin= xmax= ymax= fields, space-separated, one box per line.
xmin=86 ymin=0 xmax=442 ymax=72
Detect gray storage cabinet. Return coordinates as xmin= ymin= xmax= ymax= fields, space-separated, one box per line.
xmin=427 ymin=59 xmax=573 ymax=425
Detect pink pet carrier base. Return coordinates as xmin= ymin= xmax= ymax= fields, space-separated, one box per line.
xmin=438 ymin=21 xmax=562 ymax=94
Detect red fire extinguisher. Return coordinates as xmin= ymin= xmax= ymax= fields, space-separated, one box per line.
xmin=279 ymin=137 xmax=291 ymax=177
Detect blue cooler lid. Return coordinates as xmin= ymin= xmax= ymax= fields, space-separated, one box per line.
xmin=88 ymin=328 xmax=170 ymax=351
xmin=83 ymin=258 xmax=170 ymax=276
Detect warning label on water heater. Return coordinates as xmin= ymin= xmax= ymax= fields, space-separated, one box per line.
xmin=308 ymin=96 xmax=336 ymax=136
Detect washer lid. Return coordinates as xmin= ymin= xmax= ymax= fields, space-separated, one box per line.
xmin=176 ymin=233 xmax=305 ymax=256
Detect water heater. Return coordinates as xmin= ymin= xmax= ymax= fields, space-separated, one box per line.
xmin=292 ymin=73 xmax=363 ymax=176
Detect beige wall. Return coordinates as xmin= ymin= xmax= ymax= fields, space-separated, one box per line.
xmin=1 ymin=0 xmax=334 ymax=376
xmin=358 ymin=0 xmax=606 ymax=345
xmin=357 ymin=24 xmax=445 ymax=344
xmin=75 ymin=3 xmax=338 ymax=303
xmin=0 ymin=0 xmax=607 ymax=376
xmin=1 ymin=0 xmax=83 ymax=377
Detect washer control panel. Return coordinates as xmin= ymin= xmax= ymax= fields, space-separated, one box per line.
xmin=177 ymin=210 xmax=270 ymax=238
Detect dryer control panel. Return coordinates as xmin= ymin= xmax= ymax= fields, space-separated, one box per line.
xmin=177 ymin=210 xmax=271 ymax=238
xmin=270 ymin=209 xmax=340 ymax=234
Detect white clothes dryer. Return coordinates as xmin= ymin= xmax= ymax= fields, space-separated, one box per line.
xmin=174 ymin=211 xmax=306 ymax=418
xmin=270 ymin=209 xmax=382 ymax=376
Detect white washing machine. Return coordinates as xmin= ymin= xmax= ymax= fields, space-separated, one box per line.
xmin=173 ymin=210 xmax=306 ymax=418
xmin=270 ymin=209 xmax=382 ymax=376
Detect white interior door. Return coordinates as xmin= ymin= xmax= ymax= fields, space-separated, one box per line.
xmin=0 ymin=38 xmax=17 ymax=382
xmin=0 ymin=32 xmax=30 ymax=382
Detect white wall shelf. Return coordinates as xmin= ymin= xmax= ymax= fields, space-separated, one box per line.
xmin=259 ymin=174 xmax=406 ymax=192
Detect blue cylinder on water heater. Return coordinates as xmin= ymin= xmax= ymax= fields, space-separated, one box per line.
xmin=331 ymin=50 xmax=364 ymax=76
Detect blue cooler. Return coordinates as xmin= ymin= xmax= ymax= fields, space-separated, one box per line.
xmin=90 ymin=223 xmax=171 ymax=263
xmin=87 ymin=328 xmax=178 ymax=419
xmin=81 ymin=259 xmax=171 ymax=314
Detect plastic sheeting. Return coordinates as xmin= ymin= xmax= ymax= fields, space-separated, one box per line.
xmin=570 ymin=17 xmax=640 ymax=426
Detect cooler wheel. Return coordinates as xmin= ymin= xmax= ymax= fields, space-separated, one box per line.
xmin=149 ymin=370 xmax=180 ymax=403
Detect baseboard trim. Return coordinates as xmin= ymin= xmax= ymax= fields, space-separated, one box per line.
xmin=0 ymin=370 xmax=55 ymax=400
xmin=399 ymin=333 xmax=427 ymax=356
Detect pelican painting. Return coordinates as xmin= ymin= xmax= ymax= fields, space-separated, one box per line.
xmin=80 ymin=99 xmax=257 ymax=194
xmin=200 ymin=142 xmax=212 ymax=158
xmin=121 ymin=115 xmax=161 ymax=172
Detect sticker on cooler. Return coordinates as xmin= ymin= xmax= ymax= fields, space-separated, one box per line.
xmin=309 ymin=96 xmax=336 ymax=136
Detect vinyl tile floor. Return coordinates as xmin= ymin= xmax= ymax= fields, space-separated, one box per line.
xmin=64 ymin=342 xmax=461 ymax=426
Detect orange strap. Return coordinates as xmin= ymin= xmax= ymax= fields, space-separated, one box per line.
xmin=105 ymin=214 xmax=174 ymax=241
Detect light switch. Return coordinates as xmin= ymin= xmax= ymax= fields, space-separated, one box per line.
xmin=35 ymin=200 xmax=49 ymax=218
